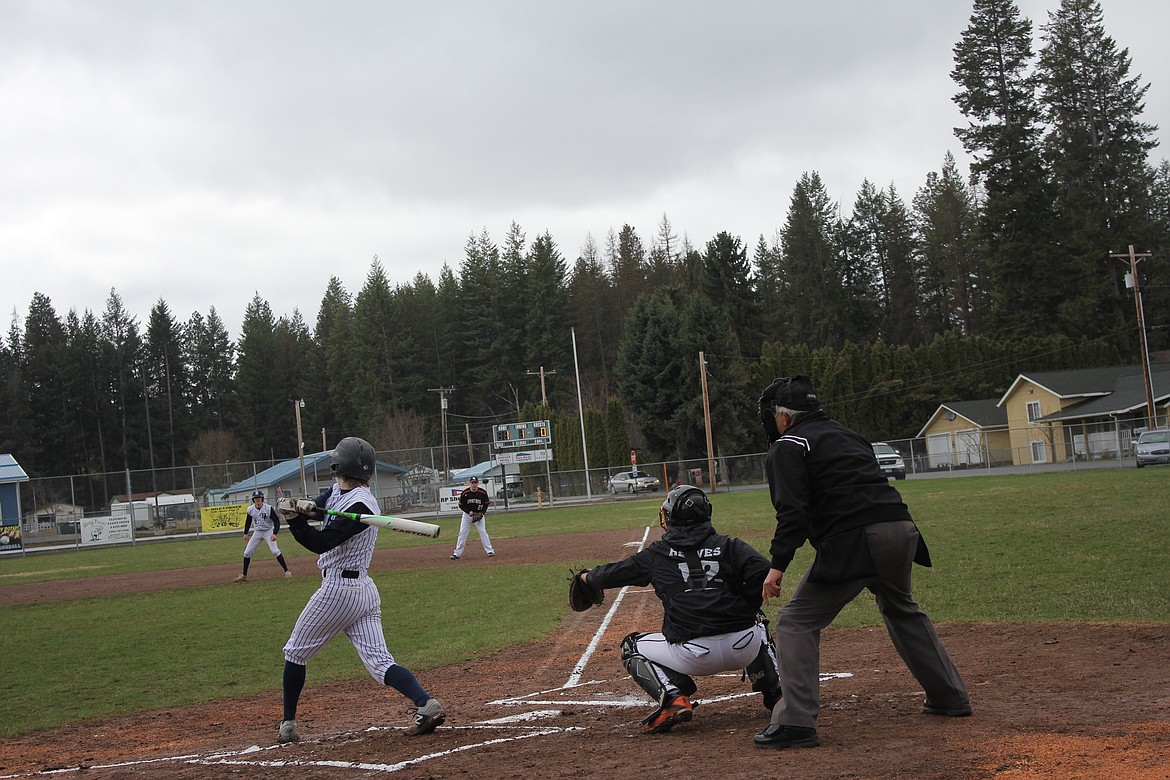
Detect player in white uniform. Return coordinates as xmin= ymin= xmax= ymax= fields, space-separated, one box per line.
xmin=275 ymin=437 xmax=445 ymax=744
xmin=233 ymin=490 xmax=292 ymax=582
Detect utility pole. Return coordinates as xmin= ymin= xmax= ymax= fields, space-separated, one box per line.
xmin=429 ymin=387 xmax=456 ymax=477
xmin=699 ymin=352 xmax=716 ymax=494
xmin=527 ymin=366 xmax=556 ymax=407
xmin=293 ymin=399 xmax=307 ymax=495
xmin=465 ymin=423 xmax=474 ymax=469
xmin=1110 ymin=245 xmax=1156 ymax=429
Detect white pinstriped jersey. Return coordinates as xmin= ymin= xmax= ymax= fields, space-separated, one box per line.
xmin=317 ymin=483 xmax=379 ymax=573
xmin=247 ymin=502 xmax=278 ymax=534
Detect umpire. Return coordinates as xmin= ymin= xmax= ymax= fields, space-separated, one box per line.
xmin=753 ymin=375 xmax=970 ymax=750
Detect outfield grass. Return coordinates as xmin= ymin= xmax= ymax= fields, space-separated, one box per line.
xmin=1 ymin=469 xmax=1167 ymax=736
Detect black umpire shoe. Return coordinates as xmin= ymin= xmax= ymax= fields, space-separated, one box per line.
xmin=753 ymin=724 xmax=820 ymax=749
xmin=922 ymin=700 xmax=972 ymax=717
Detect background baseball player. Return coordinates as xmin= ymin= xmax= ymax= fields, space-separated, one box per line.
xmin=234 ymin=490 xmax=292 ymax=582
xmin=572 ymin=485 xmax=782 ymax=734
xmin=275 ymin=436 xmax=445 ymax=744
xmin=450 ymin=476 xmax=494 ymax=560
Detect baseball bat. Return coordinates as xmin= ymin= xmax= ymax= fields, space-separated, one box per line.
xmin=321 ymin=509 xmax=441 ymax=538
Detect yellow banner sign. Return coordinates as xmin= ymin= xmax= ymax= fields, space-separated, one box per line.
xmin=200 ymin=504 xmax=248 ymax=532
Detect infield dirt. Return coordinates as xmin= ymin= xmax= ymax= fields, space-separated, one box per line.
xmin=2 ymin=530 xmax=1167 ymax=779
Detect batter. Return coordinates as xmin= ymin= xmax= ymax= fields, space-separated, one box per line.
xmin=275 ymin=436 xmax=445 ymax=744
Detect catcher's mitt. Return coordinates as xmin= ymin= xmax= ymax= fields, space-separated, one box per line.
xmin=568 ymin=568 xmax=604 ymax=612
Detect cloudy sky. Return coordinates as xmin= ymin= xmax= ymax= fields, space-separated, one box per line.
xmin=2 ymin=0 xmax=1167 ymax=341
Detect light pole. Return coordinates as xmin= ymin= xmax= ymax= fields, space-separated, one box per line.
xmin=1111 ymin=245 xmax=1156 ymax=429
xmin=293 ymin=399 xmax=307 ymax=495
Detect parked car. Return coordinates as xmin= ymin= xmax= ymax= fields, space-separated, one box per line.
xmin=607 ymin=471 xmax=661 ymax=494
xmin=496 ymin=480 xmax=525 ymax=499
xmin=1135 ymin=429 xmax=1170 ymax=468
xmin=872 ymin=442 xmax=907 ymax=480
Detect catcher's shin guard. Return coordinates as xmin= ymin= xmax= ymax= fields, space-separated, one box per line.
xmin=745 ymin=635 xmax=782 ymax=710
xmin=620 ymin=632 xmax=696 ymax=704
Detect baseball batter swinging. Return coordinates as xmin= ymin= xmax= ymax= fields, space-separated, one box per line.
xmin=274 ymin=437 xmax=445 ymax=744
xmin=233 ymin=490 xmax=292 ymax=582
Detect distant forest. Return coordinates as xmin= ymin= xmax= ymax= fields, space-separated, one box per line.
xmin=2 ymin=0 xmax=1167 ymax=481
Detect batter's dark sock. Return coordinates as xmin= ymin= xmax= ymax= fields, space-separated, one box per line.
xmin=283 ymin=661 xmax=306 ymax=721
xmin=276 ymin=554 xmax=288 ymax=571
xmin=242 ymin=557 xmax=251 ymax=576
xmin=383 ymin=664 xmax=429 ymax=707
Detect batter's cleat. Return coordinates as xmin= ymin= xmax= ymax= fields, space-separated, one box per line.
xmin=284 ymin=570 xmax=293 ymax=578
xmin=406 ymin=699 xmax=445 ymax=735
xmin=922 ymin=700 xmax=972 ymax=717
xmin=753 ymin=724 xmax=820 ymax=749
xmin=642 ymin=695 xmax=693 ymax=734
xmin=449 ymin=554 xmax=460 ymax=560
xmin=233 ymin=574 xmax=248 ymax=583
xmin=277 ymin=720 xmax=300 ymax=743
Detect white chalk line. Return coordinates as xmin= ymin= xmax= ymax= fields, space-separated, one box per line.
xmin=564 ymin=526 xmax=651 ymax=688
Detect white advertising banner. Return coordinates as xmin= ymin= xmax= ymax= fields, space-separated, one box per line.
xmin=80 ymin=513 xmax=135 ymax=546
xmin=494 ymin=448 xmax=552 ymax=464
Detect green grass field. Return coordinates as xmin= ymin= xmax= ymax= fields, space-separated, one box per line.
xmin=1 ymin=469 xmax=1167 ymax=737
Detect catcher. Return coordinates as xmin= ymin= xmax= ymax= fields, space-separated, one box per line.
xmin=570 ymin=485 xmax=782 ymax=734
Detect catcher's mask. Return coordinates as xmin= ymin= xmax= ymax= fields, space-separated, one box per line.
xmin=659 ymin=485 xmax=712 ymax=528
xmin=758 ymin=375 xmax=820 ymax=441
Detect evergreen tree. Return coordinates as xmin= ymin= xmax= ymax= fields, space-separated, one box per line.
xmin=144 ymin=299 xmax=188 ymax=472
xmin=698 ymin=231 xmax=763 ymax=355
xmin=1038 ymin=0 xmax=1160 ymax=342
xmin=615 ymin=290 xmax=693 ymax=459
xmin=604 ymin=396 xmax=630 ymax=468
xmin=522 ymin=232 xmax=571 ymax=407
xmin=351 ymin=258 xmax=399 ymax=430
xmin=312 ymin=276 xmax=355 ymax=443
xmin=20 ymin=294 xmax=69 ymax=476
xmin=567 ymin=232 xmax=617 ymax=397
xmin=952 ymin=0 xmax=1063 ymax=336
xmin=840 ymin=181 xmax=888 ymax=342
xmin=99 ymin=289 xmax=145 ymax=473
xmin=186 ymin=307 xmax=235 ymax=436
xmin=913 ymin=153 xmax=984 ymax=337
xmin=234 ymin=293 xmax=285 ymax=461
xmin=779 ymin=172 xmax=848 ymax=348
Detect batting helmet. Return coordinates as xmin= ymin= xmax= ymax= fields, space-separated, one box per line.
xmin=331 ymin=437 xmax=376 ymax=480
xmin=659 ymin=485 xmax=712 ymax=527
xmin=251 ymin=489 xmax=264 ymax=500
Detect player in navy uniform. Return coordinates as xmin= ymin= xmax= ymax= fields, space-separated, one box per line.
xmin=449 ymin=476 xmax=494 ymax=559
xmin=275 ymin=437 xmax=445 ymax=744
xmin=234 ymin=490 xmax=292 ymax=582
xmin=575 ymin=485 xmax=782 ymax=734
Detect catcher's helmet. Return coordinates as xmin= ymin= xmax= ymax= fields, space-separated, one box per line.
xmin=251 ymin=489 xmax=264 ymax=500
xmin=660 ymin=485 xmax=712 ymax=527
xmin=331 ymin=436 xmax=376 ymax=480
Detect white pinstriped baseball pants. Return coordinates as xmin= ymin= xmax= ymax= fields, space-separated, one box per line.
xmin=283 ymin=572 xmax=396 ymax=681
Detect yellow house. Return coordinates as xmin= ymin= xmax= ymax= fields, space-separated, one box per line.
xmin=998 ymin=364 xmax=1170 ymax=465
xmin=916 ymin=399 xmax=1011 ymax=469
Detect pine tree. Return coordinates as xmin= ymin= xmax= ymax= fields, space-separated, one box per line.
xmin=952 ymin=0 xmax=1063 ymax=336
xmin=779 ymin=172 xmax=848 ymax=348
xmin=913 ymin=153 xmax=984 ymax=337
xmin=1038 ymin=0 xmax=1160 ymax=342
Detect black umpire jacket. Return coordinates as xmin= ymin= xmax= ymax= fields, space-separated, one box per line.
xmin=765 ymin=409 xmax=927 ymax=579
xmin=586 ymin=520 xmax=771 ymax=644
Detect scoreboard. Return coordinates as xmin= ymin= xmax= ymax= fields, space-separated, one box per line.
xmin=493 ymin=419 xmax=551 ymax=449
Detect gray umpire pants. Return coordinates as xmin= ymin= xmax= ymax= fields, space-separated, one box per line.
xmin=769 ymin=520 xmax=968 ymax=729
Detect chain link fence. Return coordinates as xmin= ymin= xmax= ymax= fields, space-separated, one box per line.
xmin=5 ymin=413 xmax=1153 ymax=553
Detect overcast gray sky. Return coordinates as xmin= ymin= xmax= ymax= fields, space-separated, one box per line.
xmin=2 ymin=0 xmax=1166 ymax=341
